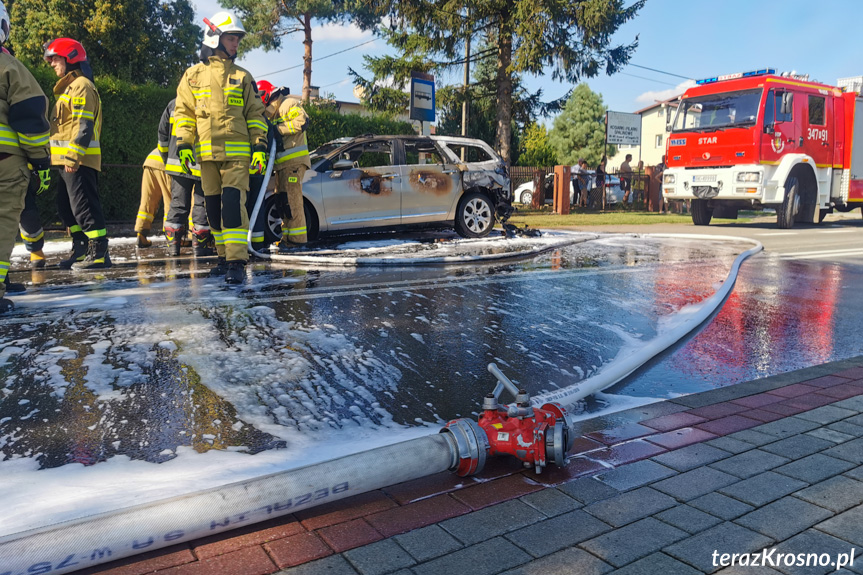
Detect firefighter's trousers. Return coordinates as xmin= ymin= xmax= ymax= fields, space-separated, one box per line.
xmin=276 ymin=165 xmax=307 ymax=244
xmin=135 ymin=166 xmax=171 ymax=234
xmin=200 ymin=160 xmax=249 ymax=262
xmin=0 ymin=155 xmax=30 ymax=297
xmin=19 ymin=174 xmax=44 ymax=252
xmin=166 ymin=176 xmax=209 ymax=233
xmin=56 ymin=166 xmax=108 ymax=240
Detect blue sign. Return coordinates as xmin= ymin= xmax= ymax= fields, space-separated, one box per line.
xmin=410 ymin=77 xmax=435 ymax=123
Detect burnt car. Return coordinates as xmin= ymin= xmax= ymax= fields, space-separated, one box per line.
xmin=263 ymin=135 xmax=512 ymax=242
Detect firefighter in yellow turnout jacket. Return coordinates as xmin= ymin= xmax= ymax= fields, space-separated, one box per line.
xmin=134 ymin=148 xmax=171 ymax=247
xmin=257 ymin=82 xmax=311 ymax=247
xmin=174 ymin=11 xmax=267 ymax=284
xmin=0 ymin=0 xmax=51 ymax=312
xmin=44 ymin=37 xmax=110 ymax=270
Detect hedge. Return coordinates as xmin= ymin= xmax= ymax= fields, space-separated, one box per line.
xmin=26 ymin=66 xmax=418 ymax=225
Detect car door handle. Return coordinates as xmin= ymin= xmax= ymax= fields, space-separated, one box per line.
xmin=380 ymin=173 xmax=399 ymax=179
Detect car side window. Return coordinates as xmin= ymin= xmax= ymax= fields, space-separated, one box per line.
xmin=404 ymin=141 xmax=445 ymax=165
xmin=336 ymin=141 xmax=394 ymax=169
xmin=444 ymin=143 xmax=494 ymax=163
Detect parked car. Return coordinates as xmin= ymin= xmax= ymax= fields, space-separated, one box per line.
xmin=261 ymin=135 xmax=513 ymax=243
xmin=514 ymin=171 xmax=622 ymax=206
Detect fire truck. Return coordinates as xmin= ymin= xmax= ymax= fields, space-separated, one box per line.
xmin=662 ymin=68 xmax=863 ymax=228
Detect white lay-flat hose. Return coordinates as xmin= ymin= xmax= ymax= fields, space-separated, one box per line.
xmin=532 ymin=233 xmax=763 ymax=409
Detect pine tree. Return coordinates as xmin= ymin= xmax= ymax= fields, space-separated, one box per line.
xmin=548 ymin=83 xmax=616 ymax=167
xmin=518 ymin=122 xmax=558 ymax=167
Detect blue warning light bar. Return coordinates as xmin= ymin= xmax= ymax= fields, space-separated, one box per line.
xmin=696 ymin=68 xmax=776 ymax=85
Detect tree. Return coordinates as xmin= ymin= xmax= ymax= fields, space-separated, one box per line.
xmin=548 ymin=83 xmax=616 ymax=167
xmin=8 ymin=0 xmax=200 ymax=86
xmin=518 ymin=122 xmax=557 ymax=167
xmin=219 ymin=0 xmax=376 ymax=103
xmin=354 ymin=0 xmax=644 ymax=163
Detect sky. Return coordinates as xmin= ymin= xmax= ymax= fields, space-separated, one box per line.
xmin=187 ymin=0 xmax=862 ymax=119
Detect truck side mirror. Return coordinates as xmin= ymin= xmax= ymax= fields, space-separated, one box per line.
xmin=764 ymin=124 xmax=774 ymax=135
xmin=780 ymin=92 xmax=793 ymax=115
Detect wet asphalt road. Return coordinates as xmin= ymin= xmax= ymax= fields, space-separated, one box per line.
xmin=2 ymin=214 xmax=863 ymax=470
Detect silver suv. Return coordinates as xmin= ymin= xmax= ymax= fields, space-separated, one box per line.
xmin=264 ymin=135 xmax=513 ymax=241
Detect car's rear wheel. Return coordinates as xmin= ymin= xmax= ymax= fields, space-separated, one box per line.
xmin=455 ymin=192 xmax=494 ymax=238
xmin=262 ymin=196 xmax=320 ymax=243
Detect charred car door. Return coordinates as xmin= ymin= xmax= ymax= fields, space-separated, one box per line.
xmin=318 ymin=139 xmax=401 ymax=231
xmin=399 ymin=139 xmax=461 ymax=224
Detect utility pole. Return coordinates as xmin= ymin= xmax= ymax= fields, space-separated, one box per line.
xmin=461 ymin=7 xmax=470 ymax=139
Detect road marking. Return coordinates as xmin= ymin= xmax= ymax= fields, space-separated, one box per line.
xmin=780 ymin=248 xmax=863 ymax=260
xmin=819 ymin=229 xmax=858 ymax=234
xmin=758 ymin=232 xmax=798 ymax=236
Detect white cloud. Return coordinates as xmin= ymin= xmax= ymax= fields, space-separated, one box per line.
xmin=635 ymin=80 xmax=696 ymax=105
xmin=311 ymin=22 xmax=373 ymax=42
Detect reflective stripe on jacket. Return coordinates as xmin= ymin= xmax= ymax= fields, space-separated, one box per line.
xmin=266 ymin=94 xmax=310 ymax=171
xmin=143 ymin=147 xmax=165 ymax=171
xmin=174 ymin=57 xmax=266 ymax=162
xmin=0 ymin=52 xmax=50 ymax=168
xmin=50 ymin=71 xmax=102 ymax=170
xmin=158 ymin=98 xmax=201 ymax=179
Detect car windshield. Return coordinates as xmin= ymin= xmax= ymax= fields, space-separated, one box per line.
xmin=672 ymin=88 xmax=762 ymax=132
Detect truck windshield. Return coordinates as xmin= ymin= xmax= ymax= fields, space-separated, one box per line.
xmin=672 ymin=88 xmax=763 ymax=132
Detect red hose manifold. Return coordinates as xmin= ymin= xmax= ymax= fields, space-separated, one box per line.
xmin=441 ymin=363 xmax=575 ymax=476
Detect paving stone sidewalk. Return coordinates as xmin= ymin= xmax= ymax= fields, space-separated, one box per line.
xmin=82 ymin=357 xmax=863 ymax=575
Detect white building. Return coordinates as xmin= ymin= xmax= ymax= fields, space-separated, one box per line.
xmin=608 ymin=96 xmax=679 ymax=172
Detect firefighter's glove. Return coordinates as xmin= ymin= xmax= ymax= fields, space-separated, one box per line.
xmin=35 ymin=169 xmax=51 ymax=195
xmin=178 ymin=148 xmax=196 ymax=174
xmin=251 ymin=151 xmax=267 ymax=174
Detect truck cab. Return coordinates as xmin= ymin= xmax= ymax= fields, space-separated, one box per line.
xmin=662 ymin=68 xmax=861 ymax=228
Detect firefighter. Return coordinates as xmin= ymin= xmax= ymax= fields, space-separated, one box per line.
xmin=0 ymin=0 xmax=51 ymax=312
xmin=257 ymin=81 xmax=310 ymax=248
xmin=174 ymin=12 xmax=267 ymax=284
xmin=134 ymin=147 xmax=171 ymax=248
xmin=18 ymin=167 xmax=46 ymax=267
xmin=44 ymin=38 xmax=110 ymax=269
xmin=158 ymin=98 xmax=213 ymax=257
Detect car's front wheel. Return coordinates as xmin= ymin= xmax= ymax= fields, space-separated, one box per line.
xmin=454 ymin=192 xmax=494 ymax=238
xmin=519 ymin=190 xmax=533 ymax=205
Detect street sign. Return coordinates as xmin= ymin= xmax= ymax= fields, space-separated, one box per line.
xmin=606 ymin=111 xmax=641 ymax=146
xmin=410 ymin=72 xmax=435 ymax=123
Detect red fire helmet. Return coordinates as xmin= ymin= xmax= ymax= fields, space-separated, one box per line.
xmin=43 ymin=38 xmax=87 ymax=64
xmin=257 ymin=80 xmax=276 ymax=105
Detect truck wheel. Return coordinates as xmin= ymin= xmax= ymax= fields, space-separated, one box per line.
xmin=777 ymin=176 xmax=799 ymax=229
xmin=691 ymin=199 xmax=713 ymax=226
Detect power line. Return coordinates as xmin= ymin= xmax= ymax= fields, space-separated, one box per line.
xmin=257 ymin=38 xmax=377 ymax=79
xmin=619 ymin=71 xmax=679 ymax=87
xmin=628 ymin=63 xmax=692 ymax=81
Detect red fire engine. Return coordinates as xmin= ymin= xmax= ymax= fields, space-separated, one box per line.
xmin=662 ymin=68 xmax=863 ymax=228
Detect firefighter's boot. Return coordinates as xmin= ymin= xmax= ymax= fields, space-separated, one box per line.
xmin=209 ymin=257 xmax=227 ymax=276
xmin=58 ymin=234 xmax=89 ymax=269
xmin=164 ymin=226 xmax=183 ymax=257
xmin=224 ymin=261 xmax=245 ymax=285
xmin=136 ymin=232 xmax=152 ymax=248
xmin=2 ymin=275 xmax=25 ymax=293
xmin=30 ymin=249 xmax=46 ymax=269
xmin=73 ymin=238 xmax=112 ymax=270
xmin=192 ymin=230 xmax=215 ymax=257
xmin=0 ymin=298 xmax=13 ymax=314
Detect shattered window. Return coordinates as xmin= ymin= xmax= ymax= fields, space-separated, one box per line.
xmin=443 ymin=143 xmax=494 ymax=163
xmin=339 ymin=141 xmax=394 ymax=169
xmin=404 ymin=141 xmax=444 ymax=165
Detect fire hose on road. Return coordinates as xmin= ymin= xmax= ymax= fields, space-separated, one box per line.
xmin=0 ymin=236 xmax=762 ymax=573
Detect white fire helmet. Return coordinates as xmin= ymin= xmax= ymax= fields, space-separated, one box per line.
xmin=202 ymin=11 xmax=246 ymax=49
xmin=0 ymin=0 xmax=9 ymax=47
